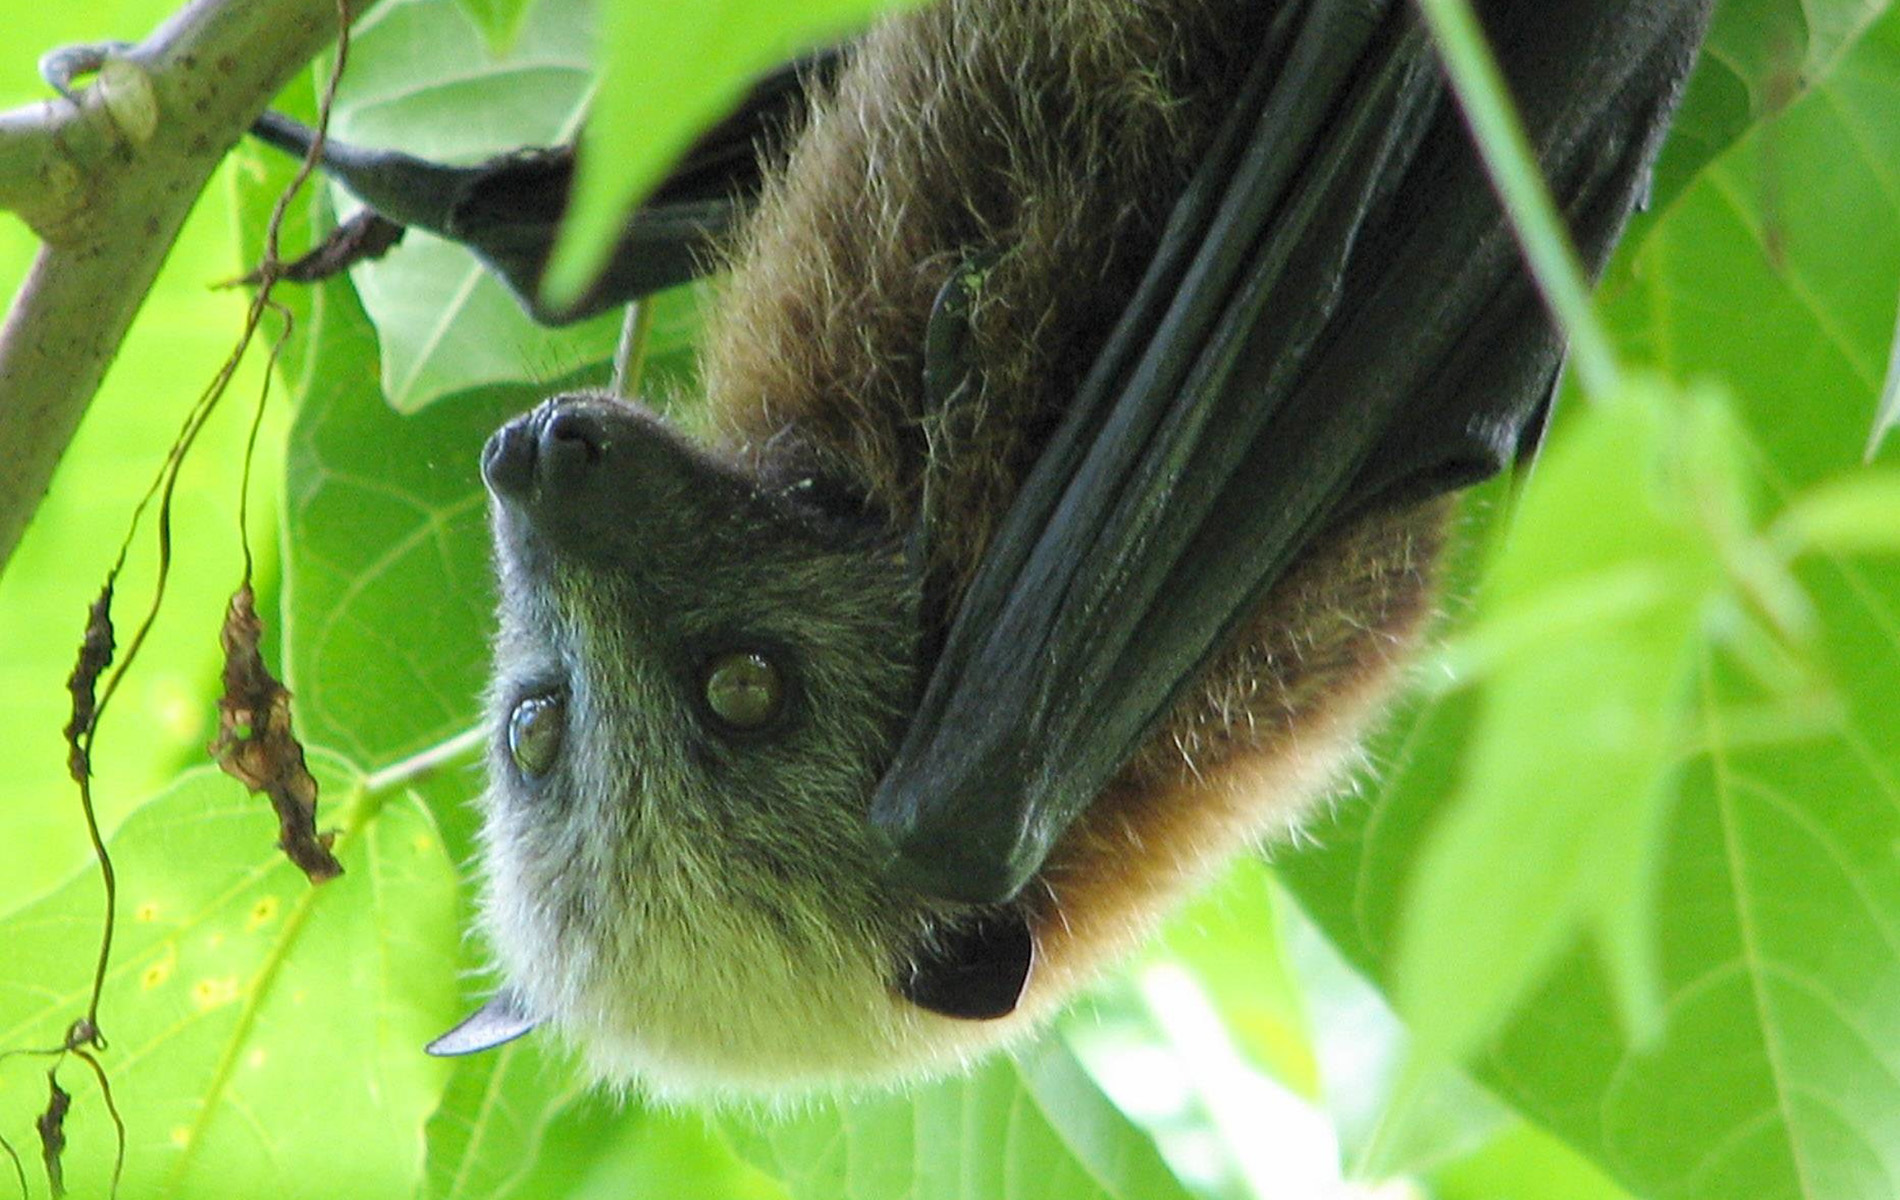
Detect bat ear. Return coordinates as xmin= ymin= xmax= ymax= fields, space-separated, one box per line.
xmin=895 ymin=907 xmax=1034 ymax=1021
xmin=425 ymin=987 xmax=540 ymax=1056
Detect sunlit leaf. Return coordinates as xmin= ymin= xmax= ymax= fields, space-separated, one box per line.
xmin=1771 ymin=471 xmax=1900 ymax=555
xmin=1282 ymin=9 xmax=1900 ymax=1199
xmin=0 ymin=759 xmax=460 ymax=1198
xmin=1394 ymin=379 xmax=1733 ymax=1064
xmin=279 ymin=268 xmax=561 ymax=773
xmin=564 ymin=1106 xmax=789 ymax=1200
xmin=721 ymin=1036 xmax=1195 ymax=1200
xmin=1430 ymin=1121 xmax=1639 ymax=1200
xmin=326 ymin=0 xmax=625 ymax=411
xmin=424 ymin=1039 xmax=593 ymax=1200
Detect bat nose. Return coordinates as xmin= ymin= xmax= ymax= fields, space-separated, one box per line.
xmin=537 ymin=405 xmax=606 ymax=487
xmin=482 ymin=400 xmax=607 ymax=501
xmin=481 ymin=418 xmax=535 ymax=499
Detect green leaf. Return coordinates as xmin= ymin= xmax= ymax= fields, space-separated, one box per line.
xmin=720 ymin=1035 xmax=1195 ymax=1200
xmin=1431 ymin=1121 xmax=1640 ymax=1200
xmin=1282 ymin=8 xmax=1900 ymax=1198
xmin=0 ymin=758 xmax=461 ymax=1199
xmin=1278 ymin=899 xmax=1505 ymax=1183
xmin=429 ymin=1066 xmax=789 ymax=1200
xmin=564 ymin=1106 xmax=789 ymax=1200
xmin=424 ymin=1039 xmax=594 ymax=1200
xmin=281 ymin=269 xmax=575 ymax=773
xmin=1393 ymin=379 xmax=1733 ymax=1065
xmin=326 ymin=0 xmax=625 ymax=411
xmin=1771 ymin=472 xmax=1900 ymax=556
xmin=454 ymin=0 xmax=541 ymax=50
xmin=1067 ymin=972 xmax=1328 ymax=1200
xmin=1145 ymin=860 xmax=1316 ymax=1099
xmin=543 ymin=0 xmax=918 ymax=306
xmin=1642 ymin=0 xmax=1886 ymax=213
xmin=1871 ymin=305 xmax=1900 ymax=456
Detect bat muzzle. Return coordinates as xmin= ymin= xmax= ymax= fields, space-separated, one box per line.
xmin=482 ymin=392 xmax=763 ymax=571
xmin=481 ymin=396 xmax=608 ymax=503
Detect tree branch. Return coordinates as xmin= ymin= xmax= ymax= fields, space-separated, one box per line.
xmin=0 ymin=0 xmax=379 ymax=578
xmin=0 ymin=104 xmax=62 ymax=217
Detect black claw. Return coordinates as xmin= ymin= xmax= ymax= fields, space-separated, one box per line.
xmin=896 ymin=907 xmax=1034 ymax=1021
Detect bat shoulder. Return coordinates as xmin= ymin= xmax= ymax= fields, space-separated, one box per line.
xmin=698 ymin=0 xmax=1265 ymax=589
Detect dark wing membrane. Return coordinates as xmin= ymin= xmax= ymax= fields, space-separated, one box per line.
xmin=249 ymin=48 xmax=841 ymax=322
xmin=869 ymin=0 xmax=1713 ymax=904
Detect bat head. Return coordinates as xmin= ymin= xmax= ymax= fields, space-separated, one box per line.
xmin=472 ymin=392 xmax=1034 ymax=1096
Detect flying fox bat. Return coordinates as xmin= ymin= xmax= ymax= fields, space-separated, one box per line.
xmin=261 ymin=0 xmax=1710 ymax=1095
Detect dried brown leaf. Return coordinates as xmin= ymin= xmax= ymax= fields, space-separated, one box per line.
xmin=35 ymin=1075 xmax=68 ymax=1200
xmin=210 ymin=583 xmax=342 ymax=883
xmin=63 ymin=585 xmax=115 ymax=784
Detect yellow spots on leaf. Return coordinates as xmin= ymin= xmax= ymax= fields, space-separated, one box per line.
xmin=247 ymin=1048 xmax=267 ymax=1070
xmin=141 ymin=945 xmax=177 ymax=991
xmin=247 ymin=894 xmax=281 ymax=930
xmin=191 ymin=976 xmax=242 ymax=1010
xmin=135 ymin=901 xmax=160 ymax=923
xmin=411 ymin=833 xmax=435 ymax=855
xmin=170 ymin=1126 xmax=191 ymax=1148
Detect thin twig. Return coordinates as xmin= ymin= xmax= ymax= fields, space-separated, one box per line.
xmin=0 ymin=0 xmax=386 ymax=581
xmin=67 ymin=1052 xmax=124 ymax=1200
xmin=362 ymin=725 xmax=487 ymax=795
xmin=0 ymin=1125 xmax=24 ymax=1200
xmin=611 ymin=299 xmax=652 ymax=399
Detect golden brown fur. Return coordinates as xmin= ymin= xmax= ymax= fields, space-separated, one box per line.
xmin=704 ymin=0 xmax=1260 ymax=595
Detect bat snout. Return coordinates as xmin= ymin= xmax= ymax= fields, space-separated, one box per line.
xmin=484 ymin=393 xmax=768 ymax=575
xmin=541 ymin=404 xmax=607 ymax=475
xmin=482 ymin=399 xmax=609 ymax=504
xmin=480 ymin=414 xmax=537 ymax=500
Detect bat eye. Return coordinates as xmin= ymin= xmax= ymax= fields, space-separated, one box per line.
xmin=704 ymin=652 xmax=784 ymax=731
xmin=507 ymin=693 xmax=566 ymax=778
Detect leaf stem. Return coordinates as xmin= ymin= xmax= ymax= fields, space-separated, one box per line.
xmin=611 ymin=298 xmax=653 ymax=399
xmin=1414 ymin=0 xmax=1621 ymax=397
xmin=363 ymin=725 xmax=487 ymax=796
